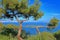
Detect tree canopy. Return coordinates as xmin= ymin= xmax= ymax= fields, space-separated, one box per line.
xmin=0 ymin=0 xmax=43 ymax=20
xmin=47 ymin=17 xmax=59 ymax=30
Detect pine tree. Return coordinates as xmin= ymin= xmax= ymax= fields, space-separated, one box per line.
xmin=47 ymin=17 xmax=59 ymax=30
xmin=0 ymin=0 xmax=43 ymax=40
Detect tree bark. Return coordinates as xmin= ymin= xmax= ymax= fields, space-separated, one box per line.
xmin=15 ymin=16 xmax=23 ymax=40
xmin=36 ymin=27 xmax=40 ymax=33
xmin=17 ymin=23 xmax=23 ymax=40
xmin=15 ymin=16 xmax=27 ymax=40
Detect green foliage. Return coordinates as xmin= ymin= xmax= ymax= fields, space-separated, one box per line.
xmin=54 ymin=31 xmax=60 ymax=40
xmin=1 ymin=28 xmax=29 ymax=39
xmin=6 ymin=24 xmax=18 ymax=29
xmin=0 ymin=22 xmax=4 ymax=29
xmin=50 ymin=18 xmax=59 ymax=26
xmin=3 ymin=0 xmax=18 ymax=5
xmin=0 ymin=0 xmax=43 ymax=20
xmin=41 ymin=32 xmax=56 ymax=40
xmin=47 ymin=17 xmax=59 ymax=30
xmin=20 ymin=30 xmax=30 ymax=39
xmin=0 ymin=8 xmax=3 ymax=17
xmin=0 ymin=30 xmax=57 ymax=40
xmin=1 ymin=28 xmax=17 ymax=36
xmin=0 ymin=23 xmax=30 ymax=39
xmin=26 ymin=32 xmax=56 ymax=40
xmin=0 ymin=34 xmax=17 ymax=40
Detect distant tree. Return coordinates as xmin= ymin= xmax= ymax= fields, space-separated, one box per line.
xmin=0 ymin=0 xmax=43 ymax=40
xmin=47 ymin=17 xmax=59 ymax=31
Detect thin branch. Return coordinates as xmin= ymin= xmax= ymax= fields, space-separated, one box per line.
xmin=15 ymin=16 xmax=27 ymax=24
xmin=36 ymin=27 xmax=40 ymax=33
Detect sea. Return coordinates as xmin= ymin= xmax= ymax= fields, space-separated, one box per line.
xmin=2 ymin=22 xmax=60 ymax=35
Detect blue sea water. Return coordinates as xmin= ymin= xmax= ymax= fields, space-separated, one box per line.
xmin=2 ymin=22 xmax=60 ymax=35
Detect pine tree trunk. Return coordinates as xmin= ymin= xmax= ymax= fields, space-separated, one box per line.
xmin=15 ymin=16 xmax=23 ymax=40
xmin=36 ymin=27 xmax=40 ymax=33
xmin=17 ymin=23 xmax=23 ymax=40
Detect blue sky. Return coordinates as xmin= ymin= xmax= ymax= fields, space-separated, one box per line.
xmin=0 ymin=0 xmax=60 ymax=22
xmin=42 ymin=0 xmax=60 ymax=13
xmin=27 ymin=0 xmax=60 ymax=22
xmin=29 ymin=0 xmax=60 ymax=13
xmin=39 ymin=0 xmax=60 ymax=22
xmin=40 ymin=0 xmax=60 ymax=13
